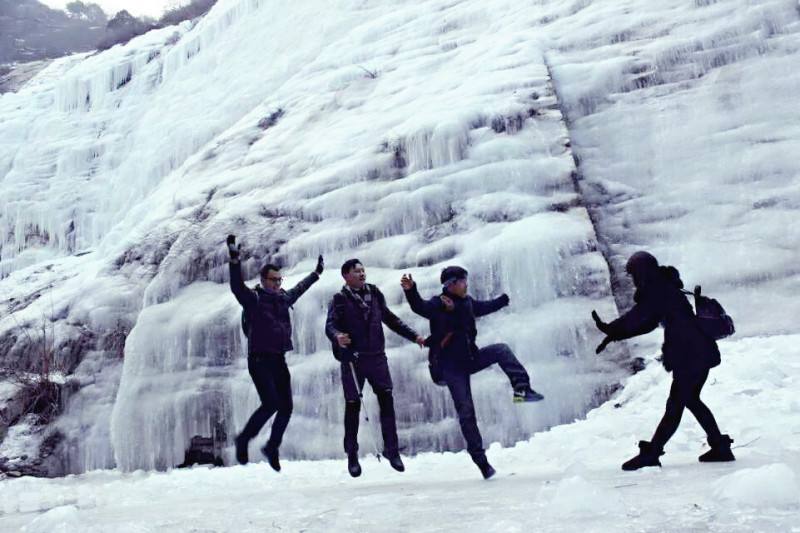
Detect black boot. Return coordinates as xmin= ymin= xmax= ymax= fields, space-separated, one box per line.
xmin=473 ymin=456 xmax=496 ymax=480
xmin=513 ymin=386 xmax=544 ymax=403
xmin=347 ymin=453 xmax=362 ymax=478
xmin=261 ymin=443 xmax=281 ymax=472
xmin=699 ymin=434 xmax=735 ymax=463
xmin=622 ymin=441 xmax=664 ymax=471
xmin=383 ymin=452 xmax=405 ymax=472
xmin=234 ymin=435 xmax=249 ymax=465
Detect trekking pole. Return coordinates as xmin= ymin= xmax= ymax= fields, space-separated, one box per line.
xmin=349 ymin=360 xmax=382 ymax=461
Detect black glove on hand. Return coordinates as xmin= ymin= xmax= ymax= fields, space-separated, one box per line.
xmin=227 ymin=235 xmax=241 ymax=260
xmin=595 ymin=336 xmax=612 ymax=354
xmin=591 ymin=310 xmax=610 ymax=334
xmin=315 ymin=254 xmax=324 ymax=275
xmin=498 ymin=293 xmax=510 ymax=307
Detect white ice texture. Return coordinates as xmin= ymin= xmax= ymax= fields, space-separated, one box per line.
xmin=0 ymin=0 xmax=798 ymax=474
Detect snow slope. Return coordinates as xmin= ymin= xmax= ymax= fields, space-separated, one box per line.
xmin=1 ymin=335 xmax=798 ymax=532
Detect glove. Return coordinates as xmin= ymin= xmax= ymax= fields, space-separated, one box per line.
xmin=498 ymin=293 xmax=510 ymax=307
xmin=595 ymin=336 xmax=612 ymax=354
xmin=315 ymin=254 xmax=324 ymax=275
xmin=226 ymin=235 xmax=241 ymax=260
xmin=591 ymin=310 xmax=611 ymax=334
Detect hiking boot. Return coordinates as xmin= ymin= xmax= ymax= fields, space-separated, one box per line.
xmin=383 ymin=452 xmax=405 ymax=472
xmin=513 ymin=386 xmax=544 ymax=403
xmin=473 ymin=456 xmax=496 ymax=480
xmin=347 ymin=453 xmax=362 ymax=478
xmin=261 ymin=443 xmax=281 ymax=472
xmin=622 ymin=441 xmax=664 ymax=471
xmin=699 ymin=434 xmax=735 ymax=463
xmin=234 ymin=435 xmax=249 ymax=465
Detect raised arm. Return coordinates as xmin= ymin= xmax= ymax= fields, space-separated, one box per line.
xmin=229 ymin=259 xmax=257 ymax=309
xmin=472 ymin=294 xmax=510 ymax=317
xmin=284 ymin=272 xmax=320 ymax=306
xmin=377 ymin=289 xmax=419 ymax=343
xmin=402 ymin=282 xmax=438 ymax=319
xmin=284 ymin=255 xmax=323 ymax=306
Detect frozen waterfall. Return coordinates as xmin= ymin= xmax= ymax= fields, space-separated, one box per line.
xmin=3 ymin=0 xmax=796 ymax=475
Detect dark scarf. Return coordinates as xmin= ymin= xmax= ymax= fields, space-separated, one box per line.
xmin=343 ymin=285 xmax=372 ymax=321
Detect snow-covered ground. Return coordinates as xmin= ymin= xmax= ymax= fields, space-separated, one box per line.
xmin=1 ymin=335 xmax=799 ymax=532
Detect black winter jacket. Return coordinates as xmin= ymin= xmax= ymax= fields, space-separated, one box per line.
xmin=606 ymin=265 xmax=720 ymax=376
xmin=229 ymin=261 xmax=319 ymax=355
xmin=325 ymin=284 xmax=419 ymax=357
xmin=404 ymin=284 xmax=508 ymax=364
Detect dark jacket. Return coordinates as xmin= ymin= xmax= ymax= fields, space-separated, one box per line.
xmin=325 ymin=284 xmax=419 ymax=357
xmin=229 ymin=261 xmax=319 ymax=355
xmin=606 ymin=265 xmax=720 ymax=376
xmin=404 ymin=284 xmax=508 ymax=364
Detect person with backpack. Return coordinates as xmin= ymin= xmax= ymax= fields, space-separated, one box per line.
xmin=325 ymin=259 xmax=426 ymax=478
xmin=401 ymin=266 xmax=544 ymax=480
xmin=226 ymin=235 xmax=323 ymax=470
xmin=592 ymin=251 xmax=736 ymax=470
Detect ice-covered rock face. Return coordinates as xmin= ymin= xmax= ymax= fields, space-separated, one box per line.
xmin=542 ymin=0 xmax=800 ymax=333
xmin=2 ymin=0 xmax=797 ymax=473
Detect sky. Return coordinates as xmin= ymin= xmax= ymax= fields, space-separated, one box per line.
xmin=41 ymin=0 xmax=182 ymax=18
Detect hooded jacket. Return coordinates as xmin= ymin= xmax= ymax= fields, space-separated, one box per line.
xmin=606 ymin=264 xmax=720 ymax=376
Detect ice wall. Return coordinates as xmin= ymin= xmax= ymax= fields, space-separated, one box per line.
xmin=101 ymin=0 xmax=622 ymax=470
xmin=541 ymin=0 xmax=800 ymax=335
xmin=4 ymin=0 xmax=795 ymax=474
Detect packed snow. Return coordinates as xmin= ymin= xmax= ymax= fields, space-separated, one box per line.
xmin=0 ymin=335 xmax=798 ymax=531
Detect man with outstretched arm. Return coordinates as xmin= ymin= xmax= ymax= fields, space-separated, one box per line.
xmin=401 ymin=266 xmax=544 ymax=480
xmin=227 ymin=234 xmax=323 ymax=471
xmin=325 ymin=259 xmax=425 ymax=478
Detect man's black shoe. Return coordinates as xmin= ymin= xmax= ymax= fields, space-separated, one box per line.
xmin=234 ymin=435 xmax=248 ymax=465
xmin=348 ymin=453 xmax=362 ymax=478
xmin=261 ymin=444 xmax=281 ymax=472
xmin=383 ymin=452 xmax=405 ymax=472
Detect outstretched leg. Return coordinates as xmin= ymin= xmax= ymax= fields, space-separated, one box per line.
xmin=472 ymin=343 xmax=543 ymax=402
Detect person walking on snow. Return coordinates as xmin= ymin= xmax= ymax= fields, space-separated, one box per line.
xmin=592 ymin=251 xmax=735 ymax=471
xmin=325 ymin=259 xmax=426 ymax=478
xmin=227 ymin=235 xmax=323 ymax=471
xmin=401 ymin=266 xmax=544 ymax=480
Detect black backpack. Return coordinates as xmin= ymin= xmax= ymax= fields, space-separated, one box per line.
xmin=240 ymin=289 xmax=261 ymax=338
xmin=684 ymin=286 xmax=735 ymax=340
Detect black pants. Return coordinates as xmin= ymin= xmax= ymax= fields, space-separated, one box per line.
xmin=238 ymin=353 xmax=293 ymax=449
xmin=442 ymin=343 xmax=531 ymax=461
xmin=340 ymin=353 xmax=398 ymax=456
xmin=650 ymin=369 xmax=722 ymax=450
